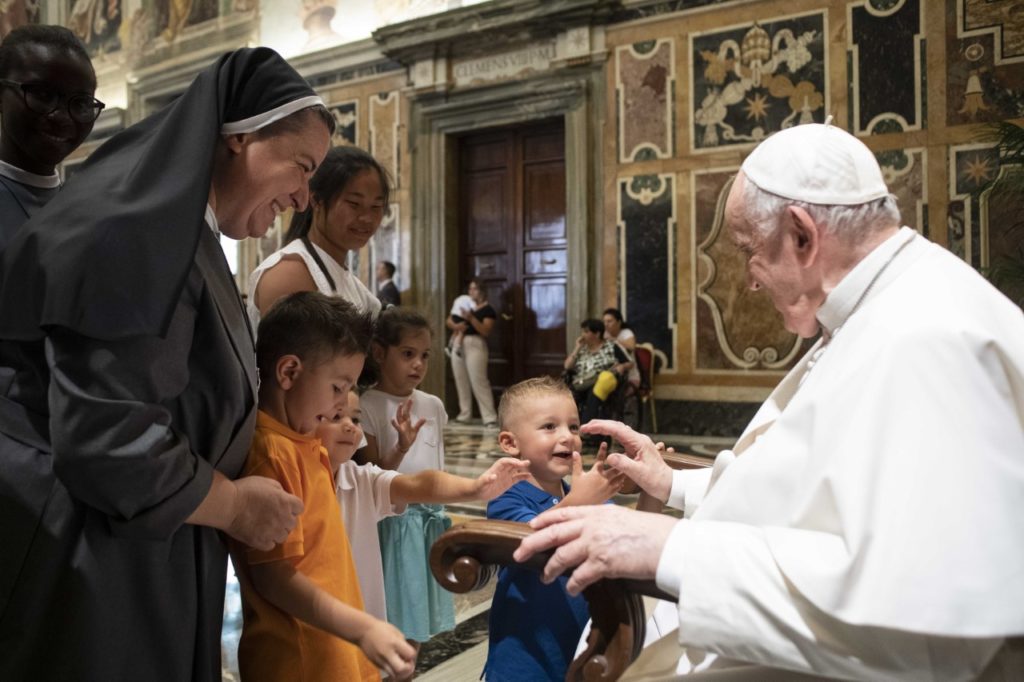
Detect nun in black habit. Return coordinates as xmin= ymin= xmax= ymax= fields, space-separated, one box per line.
xmin=0 ymin=48 xmax=332 ymax=681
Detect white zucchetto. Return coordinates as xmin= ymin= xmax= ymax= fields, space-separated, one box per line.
xmin=741 ymin=119 xmax=889 ymax=205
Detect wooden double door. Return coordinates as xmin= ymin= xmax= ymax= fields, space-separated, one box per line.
xmin=456 ymin=120 xmax=568 ymax=393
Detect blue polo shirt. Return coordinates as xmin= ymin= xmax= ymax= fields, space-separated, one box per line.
xmin=483 ymin=481 xmax=590 ymax=682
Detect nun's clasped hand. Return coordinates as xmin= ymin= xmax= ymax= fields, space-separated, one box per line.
xmin=228 ymin=476 xmax=304 ymax=551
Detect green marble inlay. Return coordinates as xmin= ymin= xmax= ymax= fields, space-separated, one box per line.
xmin=630 ymin=174 xmax=666 ymax=198
xmin=870 ymin=117 xmax=905 ymax=135
xmin=869 ymin=0 xmax=902 ymax=11
xmin=633 ymin=40 xmax=657 ymax=55
xmin=634 ymin=147 xmax=658 ymax=162
xmin=876 ymin=148 xmax=910 ymax=172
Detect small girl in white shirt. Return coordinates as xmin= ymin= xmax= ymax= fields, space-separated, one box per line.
xmin=316 ymin=389 xmax=527 ymax=631
xmin=357 ymin=308 xmax=467 ymax=672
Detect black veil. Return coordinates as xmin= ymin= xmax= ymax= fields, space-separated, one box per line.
xmin=0 ymin=47 xmax=321 ymax=341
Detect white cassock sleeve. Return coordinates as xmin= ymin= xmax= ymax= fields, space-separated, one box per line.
xmin=665 ymin=466 xmax=713 ymax=517
xmin=653 ymin=520 xmax=1005 ymax=679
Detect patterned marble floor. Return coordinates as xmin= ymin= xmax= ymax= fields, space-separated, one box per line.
xmin=221 ymin=422 xmax=734 ymax=680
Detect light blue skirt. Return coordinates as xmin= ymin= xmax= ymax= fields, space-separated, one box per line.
xmin=378 ymin=503 xmax=456 ymax=642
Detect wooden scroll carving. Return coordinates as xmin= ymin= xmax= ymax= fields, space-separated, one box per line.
xmin=429 ymin=519 xmax=675 ymax=682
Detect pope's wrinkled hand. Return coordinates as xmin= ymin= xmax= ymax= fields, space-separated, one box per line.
xmin=513 ymin=504 xmax=677 ymax=596
xmin=228 ymin=476 xmax=304 ymax=551
xmin=581 ymin=420 xmax=674 ymax=503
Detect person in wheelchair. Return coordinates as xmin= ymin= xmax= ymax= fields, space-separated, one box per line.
xmin=563 ymin=319 xmax=633 ymax=428
xmin=602 ymin=308 xmax=641 ymax=390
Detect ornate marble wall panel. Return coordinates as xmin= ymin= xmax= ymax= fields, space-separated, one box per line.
xmin=947 ymin=0 xmax=1024 ymax=124
xmin=617 ymin=174 xmax=677 ymax=371
xmin=846 ymin=0 xmax=924 ymax=135
xmin=876 ymin=147 xmax=927 ymax=236
xmin=369 ymin=90 xmax=400 ymax=188
xmin=616 ymin=39 xmax=675 ymax=162
xmin=948 ymin=142 xmax=1000 ymax=268
xmin=255 ymin=219 xmax=284 ymax=266
xmin=689 ymin=11 xmax=827 ymax=152
xmin=67 ymin=0 xmax=122 ymax=55
xmin=329 ymin=100 xmax=358 ymax=146
xmin=980 ymin=164 xmax=1024 ymax=305
xmin=692 ymin=169 xmax=803 ymax=373
xmin=371 ymin=202 xmax=401 ymax=286
xmin=948 ymin=140 xmax=1023 ymax=294
xmin=236 ymin=213 xmax=285 ymax=292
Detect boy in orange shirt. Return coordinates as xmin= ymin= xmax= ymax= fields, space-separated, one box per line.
xmin=232 ymin=292 xmax=415 ymax=681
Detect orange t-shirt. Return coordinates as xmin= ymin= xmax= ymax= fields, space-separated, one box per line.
xmin=232 ymin=411 xmax=380 ymax=682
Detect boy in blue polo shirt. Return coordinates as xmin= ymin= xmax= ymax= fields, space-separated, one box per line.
xmin=484 ymin=376 xmax=625 ymax=681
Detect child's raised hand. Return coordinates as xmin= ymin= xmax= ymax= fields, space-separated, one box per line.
xmin=357 ymin=619 xmax=416 ymax=679
xmin=564 ymin=450 xmax=625 ymax=506
xmin=474 ymin=457 xmax=531 ymax=500
xmin=391 ymin=398 xmax=426 ymax=456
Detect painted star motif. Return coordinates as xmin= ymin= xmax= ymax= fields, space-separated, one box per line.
xmin=962 ymin=155 xmax=995 ymax=186
xmin=743 ymin=92 xmax=770 ymax=121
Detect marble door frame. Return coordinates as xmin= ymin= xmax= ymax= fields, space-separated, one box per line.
xmin=409 ymin=69 xmax=604 ymax=398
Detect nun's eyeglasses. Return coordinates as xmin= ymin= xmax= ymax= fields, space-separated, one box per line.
xmin=0 ymin=79 xmax=105 ymax=123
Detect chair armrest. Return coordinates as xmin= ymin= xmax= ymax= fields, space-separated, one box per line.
xmin=662 ymin=451 xmax=714 ymax=470
xmin=430 ymin=519 xmax=675 ymax=681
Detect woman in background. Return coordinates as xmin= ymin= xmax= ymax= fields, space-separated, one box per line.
xmin=447 ymin=278 xmax=498 ymax=427
xmin=602 ymin=307 xmax=640 ymax=389
xmin=565 ymin=319 xmax=633 ymax=425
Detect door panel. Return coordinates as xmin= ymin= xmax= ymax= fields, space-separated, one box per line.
xmin=524 ymin=162 xmax=567 ymax=244
xmin=523 ymin=131 xmax=563 ymax=162
xmin=465 ymin=171 xmax=508 ymax=253
xmin=457 ymin=120 xmax=567 ymax=395
xmin=523 ymin=249 xmax=567 ymax=274
xmin=523 ymin=278 xmax=567 ymax=378
xmin=472 ymin=253 xmax=508 ymax=280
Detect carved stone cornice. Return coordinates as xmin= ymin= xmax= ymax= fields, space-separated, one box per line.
xmin=287 ymin=38 xmax=403 ymax=89
xmin=372 ymin=0 xmax=619 ymax=65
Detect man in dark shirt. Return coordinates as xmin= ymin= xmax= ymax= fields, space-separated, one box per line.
xmin=0 ymin=24 xmax=99 ymax=250
xmin=376 ymin=259 xmax=401 ymax=307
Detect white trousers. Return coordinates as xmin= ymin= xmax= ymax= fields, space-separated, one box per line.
xmin=451 ymin=334 xmax=497 ymax=423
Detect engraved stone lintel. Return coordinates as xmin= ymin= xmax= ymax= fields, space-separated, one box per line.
xmin=451 ymin=41 xmax=557 ymax=88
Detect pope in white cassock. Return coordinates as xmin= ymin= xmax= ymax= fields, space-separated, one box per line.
xmin=515 ymin=121 xmax=1024 ymax=680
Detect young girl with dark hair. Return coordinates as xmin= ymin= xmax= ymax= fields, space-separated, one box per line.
xmin=358 ymin=308 xmax=456 ymax=677
xmin=247 ymin=145 xmax=392 ymax=327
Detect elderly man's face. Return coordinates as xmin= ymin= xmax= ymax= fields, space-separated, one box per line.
xmin=725 ymin=174 xmax=822 ymax=338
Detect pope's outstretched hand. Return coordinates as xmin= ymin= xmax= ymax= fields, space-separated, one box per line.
xmin=580 ymin=420 xmax=674 ymax=502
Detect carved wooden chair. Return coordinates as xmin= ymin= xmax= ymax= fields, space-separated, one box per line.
xmin=429 ymin=451 xmax=712 ymax=681
xmin=632 ymin=343 xmax=658 ymax=432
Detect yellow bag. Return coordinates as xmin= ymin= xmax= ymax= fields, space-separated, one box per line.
xmin=593 ymin=370 xmax=619 ymax=401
